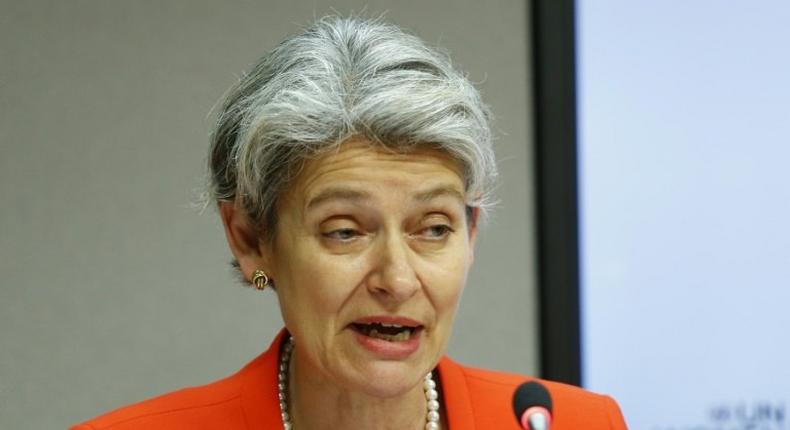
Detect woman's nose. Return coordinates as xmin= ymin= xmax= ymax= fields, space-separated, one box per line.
xmin=367 ymin=234 xmax=420 ymax=303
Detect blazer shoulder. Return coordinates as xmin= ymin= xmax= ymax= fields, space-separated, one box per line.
xmin=71 ymin=331 xmax=289 ymax=430
xmin=456 ymin=365 xmax=627 ymax=429
xmin=70 ymin=368 xmax=248 ymax=430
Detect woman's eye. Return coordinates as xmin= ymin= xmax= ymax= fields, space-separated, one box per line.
xmin=422 ymin=224 xmax=453 ymax=239
xmin=323 ymin=228 xmax=359 ymax=241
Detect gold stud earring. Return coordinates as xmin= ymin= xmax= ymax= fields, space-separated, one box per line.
xmin=251 ymin=269 xmax=269 ymax=290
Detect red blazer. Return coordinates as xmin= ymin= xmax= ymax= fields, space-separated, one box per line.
xmin=72 ymin=331 xmax=627 ymax=429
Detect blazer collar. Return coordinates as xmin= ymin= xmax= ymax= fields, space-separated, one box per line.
xmin=437 ymin=356 xmax=476 ymax=430
xmin=240 ymin=329 xmax=289 ymax=429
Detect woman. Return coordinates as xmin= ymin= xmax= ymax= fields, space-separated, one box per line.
xmin=72 ymin=16 xmax=627 ymax=430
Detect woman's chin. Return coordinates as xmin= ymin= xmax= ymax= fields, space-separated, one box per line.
xmin=339 ymin=327 xmax=436 ymax=397
xmin=349 ymin=362 xmax=427 ymax=398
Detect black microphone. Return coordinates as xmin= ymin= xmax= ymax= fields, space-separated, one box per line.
xmin=512 ymin=381 xmax=553 ymax=430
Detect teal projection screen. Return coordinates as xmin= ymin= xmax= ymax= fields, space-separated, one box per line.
xmin=576 ymin=1 xmax=790 ymax=429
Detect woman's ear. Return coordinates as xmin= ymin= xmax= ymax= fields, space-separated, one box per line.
xmin=219 ymin=201 xmax=271 ymax=282
xmin=467 ymin=206 xmax=480 ymax=263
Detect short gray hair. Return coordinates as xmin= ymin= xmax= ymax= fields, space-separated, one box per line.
xmin=208 ymin=16 xmax=497 ymax=239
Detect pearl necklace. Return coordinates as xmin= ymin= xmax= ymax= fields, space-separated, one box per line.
xmin=277 ymin=337 xmax=441 ymax=430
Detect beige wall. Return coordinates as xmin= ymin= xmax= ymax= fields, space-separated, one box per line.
xmin=0 ymin=1 xmax=535 ymax=427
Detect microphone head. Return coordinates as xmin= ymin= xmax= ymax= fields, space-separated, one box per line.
xmin=512 ymin=381 xmax=553 ymax=430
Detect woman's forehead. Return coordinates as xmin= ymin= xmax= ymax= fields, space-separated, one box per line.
xmin=283 ymin=139 xmax=466 ymax=209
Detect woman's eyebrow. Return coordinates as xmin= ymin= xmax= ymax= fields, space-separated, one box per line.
xmin=413 ymin=185 xmax=465 ymax=203
xmin=306 ymin=187 xmax=371 ymax=210
xmin=306 ymin=184 xmax=464 ymax=211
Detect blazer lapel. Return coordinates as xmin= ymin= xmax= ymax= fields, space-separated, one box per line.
xmin=438 ymin=357 xmax=477 ymax=430
xmin=241 ymin=330 xmax=289 ymax=429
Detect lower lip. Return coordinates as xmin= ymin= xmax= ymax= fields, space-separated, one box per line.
xmin=351 ymin=327 xmax=423 ymax=359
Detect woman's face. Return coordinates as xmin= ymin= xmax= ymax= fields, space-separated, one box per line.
xmin=265 ymin=139 xmax=477 ymax=398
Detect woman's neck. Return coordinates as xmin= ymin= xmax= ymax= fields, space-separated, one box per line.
xmin=287 ymin=350 xmax=438 ymax=430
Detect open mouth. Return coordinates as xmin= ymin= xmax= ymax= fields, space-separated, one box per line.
xmin=351 ymin=322 xmax=421 ymax=342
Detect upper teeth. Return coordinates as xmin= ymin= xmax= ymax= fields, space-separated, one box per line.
xmin=380 ymin=323 xmax=403 ymax=328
